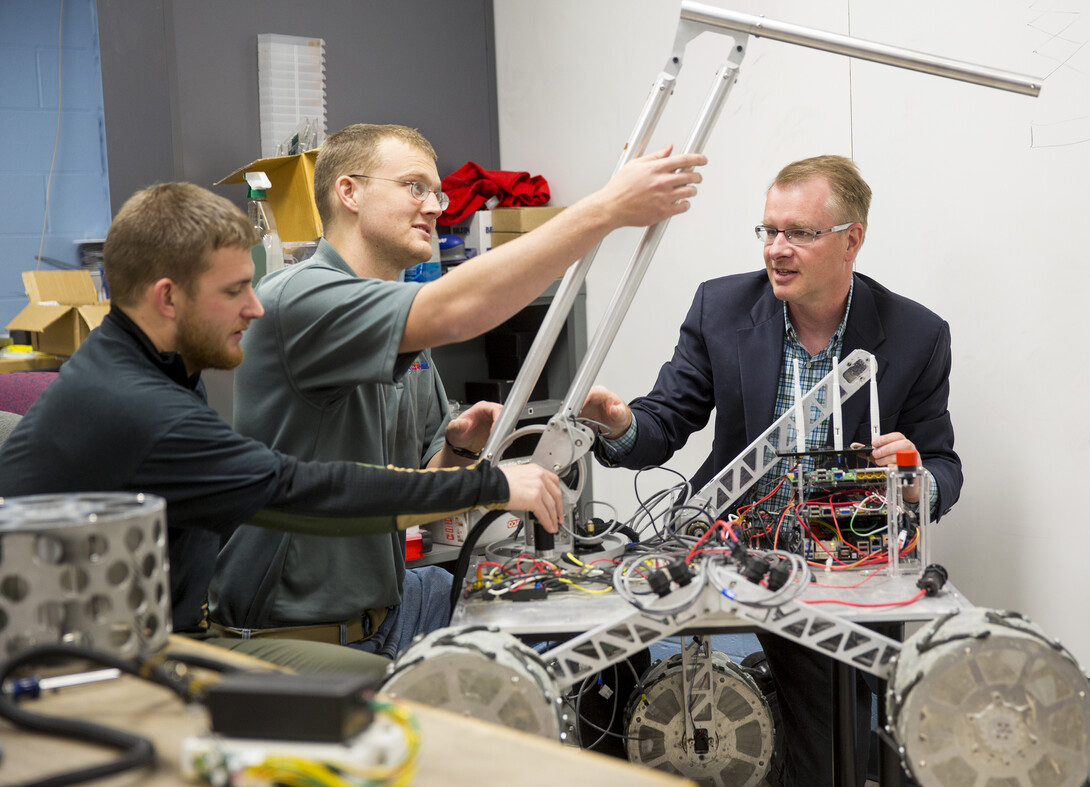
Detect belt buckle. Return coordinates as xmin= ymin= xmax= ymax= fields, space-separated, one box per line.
xmin=358 ymin=608 xmax=385 ymax=643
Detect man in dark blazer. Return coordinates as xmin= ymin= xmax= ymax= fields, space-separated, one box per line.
xmin=583 ymin=155 xmax=962 ymax=786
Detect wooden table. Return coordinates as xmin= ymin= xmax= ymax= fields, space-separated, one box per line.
xmin=0 ymin=636 xmax=693 ymax=786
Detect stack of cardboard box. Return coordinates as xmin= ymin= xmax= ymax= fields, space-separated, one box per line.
xmin=449 ymin=206 xmax=565 ymax=259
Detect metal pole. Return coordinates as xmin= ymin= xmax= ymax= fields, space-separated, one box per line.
xmin=558 ymin=49 xmax=746 ymax=426
xmin=479 ymin=70 xmax=680 ymax=465
xmin=680 ymin=1 xmax=1041 ymax=96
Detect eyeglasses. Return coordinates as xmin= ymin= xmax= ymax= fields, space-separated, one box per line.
xmin=348 ymin=174 xmax=450 ymax=211
xmin=754 ymin=222 xmax=854 ymax=246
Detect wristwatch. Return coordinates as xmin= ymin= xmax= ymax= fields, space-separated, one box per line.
xmin=445 ymin=437 xmax=480 ymax=460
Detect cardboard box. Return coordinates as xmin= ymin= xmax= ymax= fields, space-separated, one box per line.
xmin=490 ymin=206 xmax=564 ymax=232
xmin=425 ymin=510 xmax=522 ymax=546
xmin=6 ymin=271 xmax=110 ymax=356
xmin=448 ymin=210 xmax=493 ymax=258
xmin=450 ymin=207 xmax=565 ymax=253
xmin=491 ymin=231 xmax=522 ymax=247
xmin=217 ymin=150 xmax=322 ymax=242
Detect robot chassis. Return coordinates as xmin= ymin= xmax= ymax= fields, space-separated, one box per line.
xmin=386 ymin=8 xmax=1090 ymax=787
xmin=389 ymin=354 xmax=1090 ymax=787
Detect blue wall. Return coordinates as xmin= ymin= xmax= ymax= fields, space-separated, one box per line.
xmin=0 ymin=0 xmax=111 ymax=328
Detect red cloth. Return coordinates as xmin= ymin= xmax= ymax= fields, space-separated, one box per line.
xmin=439 ymin=162 xmax=551 ymax=225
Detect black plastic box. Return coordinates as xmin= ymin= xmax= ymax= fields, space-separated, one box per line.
xmin=205 ymin=672 xmax=378 ymax=742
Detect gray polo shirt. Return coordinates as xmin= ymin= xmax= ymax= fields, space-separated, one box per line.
xmin=212 ymin=240 xmax=452 ymax=626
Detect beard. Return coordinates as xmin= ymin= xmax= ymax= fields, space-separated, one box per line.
xmin=175 ymin=312 xmax=244 ymax=371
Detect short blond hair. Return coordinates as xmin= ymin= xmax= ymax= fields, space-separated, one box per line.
xmin=313 ymin=124 xmax=437 ymax=232
xmin=771 ymin=155 xmax=872 ymax=233
xmin=104 ymin=182 xmax=256 ymax=307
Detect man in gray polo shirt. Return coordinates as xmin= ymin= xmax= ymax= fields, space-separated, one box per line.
xmin=210 ymin=124 xmax=706 ymax=657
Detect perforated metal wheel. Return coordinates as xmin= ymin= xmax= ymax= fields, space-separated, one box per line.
xmin=624 ymin=648 xmax=775 ymax=786
xmin=889 ymin=608 xmax=1090 ymax=787
xmin=383 ymin=626 xmax=565 ymax=740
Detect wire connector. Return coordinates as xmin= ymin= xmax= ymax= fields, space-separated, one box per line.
xmin=648 ymin=559 xmax=694 ymax=597
xmin=916 ymin=563 xmax=948 ymax=596
xmin=743 ymin=555 xmax=771 ymax=585
xmin=766 ymin=557 xmax=791 ymax=591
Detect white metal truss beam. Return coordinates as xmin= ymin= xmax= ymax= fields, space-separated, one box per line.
xmin=683 ymin=349 xmax=875 ymax=525
xmin=545 ymin=579 xmax=901 ymax=691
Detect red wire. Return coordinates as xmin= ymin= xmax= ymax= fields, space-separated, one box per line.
xmin=772 ymin=499 xmax=795 ymax=550
xmin=803 ymin=588 xmax=927 ymax=607
xmin=811 ymin=569 xmax=881 ymax=590
xmin=736 ymin=470 xmax=793 ymax=517
xmin=514 ymin=552 xmax=537 ymax=574
xmin=800 ymin=510 xmax=856 ymax=568
xmin=685 ymin=519 xmax=732 ymax=563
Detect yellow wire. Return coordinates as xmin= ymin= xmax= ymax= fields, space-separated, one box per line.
xmin=556 ymin=577 xmax=613 ymax=594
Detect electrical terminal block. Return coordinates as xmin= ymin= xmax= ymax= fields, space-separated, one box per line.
xmin=742 ymin=554 xmax=772 ymax=584
xmin=790 ymin=466 xmax=890 ymax=485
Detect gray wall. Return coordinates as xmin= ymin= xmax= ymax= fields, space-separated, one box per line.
xmin=97 ymin=0 xmax=500 ymax=213
xmin=97 ymin=0 xmax=501 ymax=422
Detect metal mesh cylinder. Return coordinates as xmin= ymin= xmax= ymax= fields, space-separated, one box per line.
xmin=889 ymin=608 xmax=1090 ymax=787
xmin=0 ymin=493 xmax=171 ymax=660
xmin=624 ymin=648 xmax=775 ymax=786
xmin=383 ymin=626 xmax=563 ymax=739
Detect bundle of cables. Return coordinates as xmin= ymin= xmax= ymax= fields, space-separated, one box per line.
xmin=0 ymin=643 xmax=220 ymax=786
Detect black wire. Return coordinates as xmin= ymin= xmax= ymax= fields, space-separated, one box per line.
xmin=567 ymin=654 xmax=648 ymax=749
xmin=629 ymin=483 xmax=682 ymax=544
xmin=161 ymin=650 xmax=251 ymax=676
xmin=0 ymin=644 xmax=195 ymax=787
xmin=448 ymin=505 xmax=504 ymax=619
xmin=159 ymin=645 xmax=261 ymax=675
xmin=661 ymin=503 xmax=717 ymax=549
xmin=629 ymin=466 xmax=701 ymax=548
xmin=573 ymin=664 xmax=621 ymax=750
xmin=630 ymin=468 xmax=673 ymax=540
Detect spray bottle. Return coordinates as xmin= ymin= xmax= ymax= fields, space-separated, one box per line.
xmin=244 ymin=171 xmax=285 ymax=283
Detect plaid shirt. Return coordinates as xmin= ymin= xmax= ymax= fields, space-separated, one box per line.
xmin=746 ymin=278 xmax=854 ymax=513
xmin=600 ymin=280 xmax=851 ymax=489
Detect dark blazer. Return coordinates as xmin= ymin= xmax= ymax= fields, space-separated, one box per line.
xmin=603 ymin=270 xmax=962 ymax=519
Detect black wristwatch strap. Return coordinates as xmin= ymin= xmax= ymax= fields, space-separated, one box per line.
xmin=445 ymin=437 xmax=480 ymax=460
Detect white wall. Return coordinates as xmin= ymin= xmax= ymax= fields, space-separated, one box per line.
xmin=494 ymin=0 xmax=1090 ymax=666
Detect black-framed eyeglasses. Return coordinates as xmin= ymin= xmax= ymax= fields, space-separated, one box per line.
xmin=348 ymin=174 xmax=450 ymax=211
xmin=754 ymin=222 xmax=854 ymax=246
